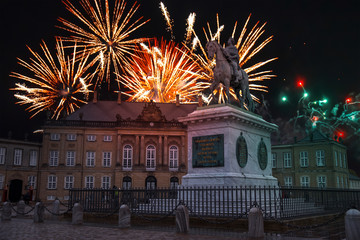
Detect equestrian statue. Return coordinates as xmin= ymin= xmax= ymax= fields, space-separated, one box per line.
xmin=206 ymin=38 xmax=254 ymax=112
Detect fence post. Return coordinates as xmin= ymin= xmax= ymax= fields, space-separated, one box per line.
xmin=1 ymin=202 xmax=12 ymax=221
xmin=248 ymin=205 xmax=264 ymax=238
xmin=17 ymin=200 xmax=26 ymax=216
xmin=72 ymin=202 xmax=83 ymax=225
xmin=175 ymin=204 xmax=189 ymax=233
xmin=33 ymin=202 xmax=44 ymax=223
xmin=345 ymin=208 xmax=360 ymax=240
xmin=118 ymin=204 xmax=131 ymax=228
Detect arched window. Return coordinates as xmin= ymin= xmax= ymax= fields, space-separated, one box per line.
xmin=146 ymin=145 xmax=156 ymax=170
xmin=145 ymin=176 xmax=157 ymax=190
xmin=170 ymin=177 xmax=179 ymax=189
xmin=122 ymin=176 xmax=132 ymax=190
xmin=123 ymin=145 xmax=133 ymax=169
xmin=169 ymin=145 xmax=178 ymax=170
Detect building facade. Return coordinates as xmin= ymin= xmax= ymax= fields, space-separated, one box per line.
xmin=0 ymin=138 xmax=41 ymax=202
xmin=38 ymin=100 xmax=199 ymax=201
xmin=272 ymin=130 xmax=350 ymax=189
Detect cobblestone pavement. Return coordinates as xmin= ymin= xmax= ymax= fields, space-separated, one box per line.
xmin=0 ymin=218 xmax=323 ymax=240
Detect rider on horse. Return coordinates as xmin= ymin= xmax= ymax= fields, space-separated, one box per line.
xmin=221 ymin=37 xmax=242 ymax=86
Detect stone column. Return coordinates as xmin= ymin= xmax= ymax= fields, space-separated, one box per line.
xmin=140 ymin=135 xmax=145 ymax=166
xmin=17 ymin=200 xmax=26 ymax=216
xmin=72 ymin=203 xmax=83 ymax=225
xmin=118 ymin=204 xmax=131 ymax=228
xmin=345 ymin=208 xmax=360 ymax=240
xmin=248 ymin=206 xmax=264 ymax=238
xmin=117 ymin=134 xmax=122 ymax=166
xmin=158 ymin=136 xmax=163 ymax=166
xmin=33 ymin=202 xmax=45 ymax=223
xmin=181 ymin=136 xmax=185 ymax=168
xmin=175 ymin=204 xmax=189 ymax=233
xmin=1 ymin=202 xmax=12 ymax=221
xmin=135 ymin=135 xmax=140 ymax=166
xmin=163 ymin=136 xmax=168 ymax=167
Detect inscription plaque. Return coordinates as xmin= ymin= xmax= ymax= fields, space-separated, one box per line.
xmin=236 ymin=133 xmax=248 ymax=168
xmin=258 ymin=139 xmax=268 ymax=170
xmin=192 ymin=134 xmax=224 ymax=167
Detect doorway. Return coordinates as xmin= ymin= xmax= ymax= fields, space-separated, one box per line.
xmin=9 ymin=179 xmax=23 ymax=202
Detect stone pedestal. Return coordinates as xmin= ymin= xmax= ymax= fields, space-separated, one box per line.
xmin=118 ymin=204 xmax=131 ymax=228
xmin=178 ymin=104 xmax=278 ymax=187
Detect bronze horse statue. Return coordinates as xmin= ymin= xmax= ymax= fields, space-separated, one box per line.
xmin=206 ymin=40 xmax=254 ymax=111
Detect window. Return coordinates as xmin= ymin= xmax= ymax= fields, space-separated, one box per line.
xmin=14 ymin=149 xmax=23 ymax=166
xmin=0 ymin=147 xmax=6 ymax=164
xmin=122 ymin=176 xmax=132 ymax=190
xmin=49 ymin=151 xmax=59 ymax=166
xmin=146 ymin=145 xmax=156 ymax=170
xmin=64 ymin=176 xmax=74 ymax=189
xmin=102 ymin=152 xmax=111 ymax=167
xmin=300 ymin=151 xmax=308 ymax=167
xmin=145 ymin=176 xmax=157 ymax=190
xmin=87 ymin=135 xmax=96 ymax=142
xmin=284 ymin=176 xmax=293 ymax=187
xmin=339 ymin=153 xmax=343 ymax=168
xmin=66 ymin=151 xmax=75 ymax=166
xmin=316 ymin=150 xmax=325 ymax=166
xmin=48 ymin=175 xmax=57 ymax=189
xmin=123 ymin=145 xmax=132 ymax=169
xmin=283 ymin=152 xmax=292 ymax=168
xmin=103 ymin=135 xmax=112 ymax=142
xmin=28 ymin=176 xmax=36 ymax=189
xmin=50 ymin=133 xmax=60 ymax=141
xmin=86 ymin=151 xmax=95 ymax=167
xmin=317 ymin=176 xmax=326 ymax=188
xmin=169 ymin=145 xmax=178 ymax=170
xmin=334 ymin=151 xmax=338 ymax=167
xmin=29 ymin=150 xmax=38 ymax=166
xmin=337 ymin=176 xmax=340 ymax=188
xmin=343 ymin=154 xmax=347 ymax=168
xmin=300 ymin=176 xmax=310 ymax=187
xmin=170 ymin=177 xmax=179 ymax=189
xmin=271 ymin=153 xmax=277 ymax=168
xmin=0 ymin=175 xmax=4 ymax=189
xmin=85 ymin=176 xmax=94 ymax=189
xmin=67 ymin=133 xmax=77 ymax=141
xmin=102 ymin=176 xmax=111 ymax=189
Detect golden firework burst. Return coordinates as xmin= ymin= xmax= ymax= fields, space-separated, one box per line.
xmin=58 ymin=0 xmax=149 ymax=88
xmin=10 ymin=39 xmax=96 ymax=120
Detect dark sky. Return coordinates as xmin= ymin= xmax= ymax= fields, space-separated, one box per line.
xmin=1 ymin=0 xmax=359 ymax=141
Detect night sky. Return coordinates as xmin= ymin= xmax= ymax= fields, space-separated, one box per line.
xmin=0 ymin=0 xmax=359 ymax=169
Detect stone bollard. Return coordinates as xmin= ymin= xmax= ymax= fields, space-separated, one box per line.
xmin=33 ymin=202 xmax=45 ymax=223
xmin=17 ymin=200 xmax=26 ymax=216
xmin=248 ymin=206 xmax=264 ymax=239
xmin=52 ymin=199 xmax=60 ymax=220
xmin=118 ymin=204 xmax=131 ymax=228
xmin=175 ymin=204 xmax=189 ymax=233
xmin=345 ymin=208 xmax=360 ymax=240
xmin=72 ymin=203 xmax=83 ymax=225
xmin=1 ymin=202 xmax=12 ymax=221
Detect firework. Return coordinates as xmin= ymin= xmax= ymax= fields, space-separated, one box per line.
xmin=58 ymin=0 xmax=149 ymax=88
xmin=159 ymin=2 xmax=174 ymax=40
xmin=117 ymin=39 xmax=209 ymax=103
xmin=10 ymin=39 xmax=96 ymax=120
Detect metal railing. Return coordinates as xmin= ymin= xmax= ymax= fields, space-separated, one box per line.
xmin=68 ymin=186 xmax=360 ymax=220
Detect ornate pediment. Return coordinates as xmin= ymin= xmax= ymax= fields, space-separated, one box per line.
xmin=137 ymin=101 xmax=166 ymax=122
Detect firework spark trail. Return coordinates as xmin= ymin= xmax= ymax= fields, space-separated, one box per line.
xmin=185 ymin=13 xmax=196 ymax=44
xmin=58 ymin=0 xmax=149 ymax=88
xmin=118 ymin=39 xmax=209 ymax=103
xmin=160 ymin=2 xmax=174 ymax=40
xmin=10 ymin=39 xmax=96 ymax=119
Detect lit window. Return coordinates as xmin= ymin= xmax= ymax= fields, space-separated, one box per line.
xmin=317 ymin=176 xmax=326 ymax=188
xmin=64 ymin=176 xmax=74 ymax=189
xmin=14 ymin=149 xmax=23 ymax=166
xmin=66 ymin=134 xmax=77 ymax=141
xmin=284 ymin=176 xmax=293 ymax=187
xmin=283 ymin=152 xmax=292 ymax=168
xmin=102 ymin=152 xmax=111 ymax=167
xmin=87 ymin=135 xmax=96 ymax=142
xmin=48 ymin=175 xmax=57 ymax=189
xmin=29 ymin=150 xmax=38 ymax=166
xmin=66 ymin=151 xmax=75 ymax=166
xmin=0 ymin=148 xmax=6 ymax=164
xmin=28 ymin=176 xmax=36 ymax=189
xmin=101 ymin=176 xmax=111 ymax=189
xmin=300 ymin=151 xmax=308 ymax=167
xmin=300 ymin=176 xmax=310 ymax=187
xmin=85 ymin=176 xmax=94 ymax=189
xmin=169 ymin=145 xmax=178 ymax=170
xmin=123 ymin=145 xmax=132 ymax=170
xmin=271 ymin=153 xmax=277 ymax=168
xmin=86 ymin=151 xmax=95 ymax=167
xmin=146 ymin=145 xmax=156 ymax=170
xmin=316 ymin=150 xmax=325 ymax=166
xmin=49 ymin=151 xmax=59 ymax=166
xmin=103 ymin=135 xmax=112 ymax=142
xmin=50 ymin=133 xmax=60 ymax=141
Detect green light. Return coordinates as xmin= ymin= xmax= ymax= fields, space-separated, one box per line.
xmin=303 ymin=92 xmax=308 ymax=98
xmin=323 ymin=99 xmax=328 ymax=103
xmin=281 ymin=96 xmax=287 ymax=102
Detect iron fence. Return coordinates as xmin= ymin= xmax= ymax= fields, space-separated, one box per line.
xmin=68 ymin=186 xmax=360 ymax=220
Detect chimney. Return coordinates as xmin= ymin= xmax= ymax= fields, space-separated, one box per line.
xmin=176 ymin=94 xmax=180 ymax=106
xmin=198 ymin=95 xmax=203 ymax=107
xmin=93 ymin=91 xmax=98 ymax=103
xmin=117 ymin=91 xmax=122 ymax=104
